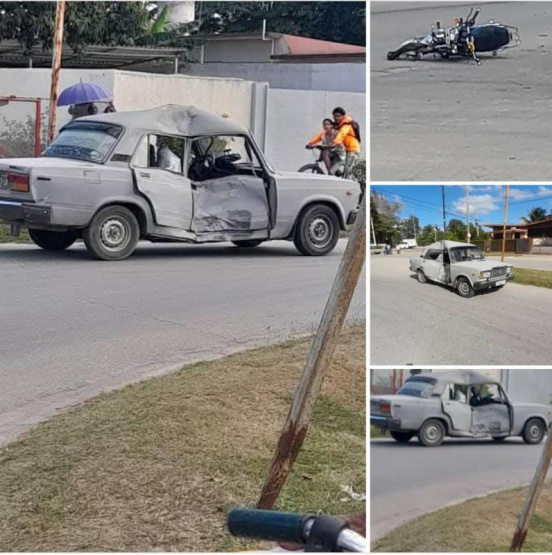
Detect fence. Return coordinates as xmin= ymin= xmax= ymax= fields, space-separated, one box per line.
xmin=0 ymin=96 xmax=48 ymax=158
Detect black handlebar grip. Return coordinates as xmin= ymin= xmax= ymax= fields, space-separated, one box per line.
xmin=228 ymin=509 xmax=307 ymax=543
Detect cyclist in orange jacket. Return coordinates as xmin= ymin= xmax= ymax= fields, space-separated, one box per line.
xmin=306 ymin=118 xmax=346 ymax=175
xmin=331 ymin=107 xmax=361 ymax=179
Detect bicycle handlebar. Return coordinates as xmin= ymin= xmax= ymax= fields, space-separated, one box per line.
xmin=227 ymin=509 xmax=368 ymax=552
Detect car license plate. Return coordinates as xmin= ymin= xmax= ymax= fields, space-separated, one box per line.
xmin=496 ymin=280 xmax=506 ymax=286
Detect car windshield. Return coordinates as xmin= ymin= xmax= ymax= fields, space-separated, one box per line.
xmin=397 ymin=377 xmax=437 ymax=398
xmin=450 ymin=246 xmax=484 ymax=263
xmin=43 ymin=122 xmax=122 ymax=163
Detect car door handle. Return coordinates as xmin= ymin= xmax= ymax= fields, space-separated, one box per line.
xmin=139 ymin=172 xmax=150 ymax=178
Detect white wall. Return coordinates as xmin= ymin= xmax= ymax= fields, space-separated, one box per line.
xmin=503 ymin=370 xmax=552 ymax=405
xmin=265 ymin=88 xmax=366 ymax=171
xmin=185 ymin=62 xmax=366 ymax=93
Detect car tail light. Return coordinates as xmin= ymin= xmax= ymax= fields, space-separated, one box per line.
xmin=380 ymin=402 xmax=391 ymax=414
xmin=8 ymin=172 xmax=29 ymax=193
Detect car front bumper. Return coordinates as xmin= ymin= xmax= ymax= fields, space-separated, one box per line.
xmin=473 ymin=274 xmax=513 ymax=291
xmin=0 ymin=199 xmax=51 ymax=226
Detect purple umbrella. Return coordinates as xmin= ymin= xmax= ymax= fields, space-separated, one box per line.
xmin=57 ymin=80 xmax=113 ymax=107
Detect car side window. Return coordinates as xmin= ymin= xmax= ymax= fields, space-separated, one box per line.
xmin=424 ymin=249 xmax=442 ymax=261
xmin=188 ymin=135 xmax=263 ymax=182
xmin=470 ymin=384 xmax=504 ymax=407
xmin=448 ymin=384 xmax=468 ymax=404
xmin=133 ymin=134 xmax=185 ymax=175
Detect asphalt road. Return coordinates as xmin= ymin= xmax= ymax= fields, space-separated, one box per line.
xmin=0 ymin=240 xmax=365 ymax=445
xmin=371 ymin=437 xmax=546 ymax=540
xmin=370 ymin=255 xmax=552 ymax=364
xmin=371 ymin=2 xmax=552 ymax=181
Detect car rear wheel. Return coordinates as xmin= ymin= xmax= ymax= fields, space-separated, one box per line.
xmin=390 ymin=431 xmax=415 ymax=443
xmin=232 ymin=240 xmax=264 ymax=248
xmin=28 ymin=229 xmax=77 ymax=251
xmin=83 ymin=206 xmax=140 ymax=261
xmin=417 ymin=269 xmax=427 ymax=284
xmin=293 ymin=204 xmax=340 ymax=256
xmin=522 ymin=418 xmax=546 ymax=445
xmin=418 ymin=419 xmax=445 ymax=447
xmin=456 ymin=277 xmax=475 ymax=298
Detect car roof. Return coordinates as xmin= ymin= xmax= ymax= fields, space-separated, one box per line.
xmin=409 ymin=370 xmax=499 ymax=386
xmin=77 ymin=104 xmax=248 ymax=137
xmin=424 ymin=240 xmax=475 ymax=250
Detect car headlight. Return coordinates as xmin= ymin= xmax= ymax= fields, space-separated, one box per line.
xmin=507 ymin=266 xmax=513 ymax=275
xmin=479 ymin=271 xmax=492 ymax=279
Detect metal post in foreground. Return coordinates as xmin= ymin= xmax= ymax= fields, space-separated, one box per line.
xmin=501 ymin=185 xmax=510 ymax=262
xmin=510 ymin=429 xmax=552 ymax=551
xmin=258 ymin=197 xmax=366 ymax=509
xmin=47 ymin=0 xmax=66 ymax=145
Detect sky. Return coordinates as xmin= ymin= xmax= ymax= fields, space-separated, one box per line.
xmin=370 ymin=185 xmax=552 ymax=228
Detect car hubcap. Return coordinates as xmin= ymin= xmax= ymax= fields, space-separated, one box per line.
xmin=426 ymin=425 xmax=439 ymax=441
xmin=530 ymin=425 xmax=541 ymax=439
xmin=308 ymin=216 xmax=332 ymax=248
xmin=460 ymin=282 xmax=470 ymax=294
xmin=100 ymin=218 xmax=130 ymax=252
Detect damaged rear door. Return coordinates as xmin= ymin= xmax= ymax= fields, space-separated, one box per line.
xmin=188 ymin=135 xmax=271 ymax=234
xmin=470 ymin=383 xmax=512 ymax=436
xmin=442 ymin=382 xmax=472 ymax=432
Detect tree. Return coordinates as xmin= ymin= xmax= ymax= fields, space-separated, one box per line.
xmin=397 ymin=214 xmax=420 ymax=240
xmin=370 ymin=192 xmax=403 ymax=245
xmin=521 ymin=207 xmax=550 ymax=223
xmin=197 ymin=2 xmax=366 ymax=46
xmin=0 ymin=2 xmax=152 ymax=55
xmin=417 ymin=225 xmax=443 ymax=246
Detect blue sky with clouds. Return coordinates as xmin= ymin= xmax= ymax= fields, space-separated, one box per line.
xmin=370 ymin=185 xmax=552 ymax=228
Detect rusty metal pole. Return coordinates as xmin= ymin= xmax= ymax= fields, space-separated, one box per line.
xmin=501 ymin=185 xmax=510 ymax=262
xmin=510 ymin=429 xmax=552 ymax=551
xmin=47 ymin=0 xmax=66 ymax=145
xmin=258 ymin=196 xmax=366 ymax=509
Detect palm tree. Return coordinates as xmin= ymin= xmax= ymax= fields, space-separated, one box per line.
xmin=520 ymin=207 xmax=550 ymax=223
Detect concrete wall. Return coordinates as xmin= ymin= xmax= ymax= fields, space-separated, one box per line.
xmin=502 ymin=370 xmax=552 ymax=405
xmin=184 ymin=62 xmax=366 ymax=93
xmin=265 ymin=88 xmax=366 ymax=171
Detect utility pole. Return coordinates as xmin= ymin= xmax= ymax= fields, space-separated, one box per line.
xmin=441 ymin=185 xmax=447 ymax=237
xmin=258 ymin=196 xmax=366 ymax=509
xmin=501 ymin=185 xmax=510 ymax=262
xmin=47 ymin=0 xmax=66 ymax=145
xmin=434 ymin=226 xmax=437 ymax=241
xmin=510 ymin=429 xmax=552 ymax=551
xmin=475 ymin=211 xmax=480 ymax=238
xmin=411 ymin=213 xmax=417 ymax=240
xmin=370 ymin=216 xmax=377 ymax=246
xmin=466 ymin=186 xmax=470 ymax=242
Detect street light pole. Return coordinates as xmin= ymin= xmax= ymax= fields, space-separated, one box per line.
xmin=441 ymin=185 xmax=446 ymax=236
xmin=466 ymin=186 xmax=470 ymax=242
xmin=501 ymin=185 xmax=510 ymax=263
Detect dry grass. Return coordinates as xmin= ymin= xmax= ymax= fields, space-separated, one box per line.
xmin=0 ymin=325 xmax=365 ymax=552
xmin=373 ymin=481 xmax=552 ymax=552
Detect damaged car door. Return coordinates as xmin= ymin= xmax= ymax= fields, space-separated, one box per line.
xmin=421 ymin=248 xmax=445 ymax=283
xmin=470 ymin=383 xmax=512 ymax=436
xmin=132 ymin=133 xmax=193 ymax=230
xmin=188 ymin=135 xmax=270 ymax=234
xmin=442 ymin=382 xmax=472 ymax=433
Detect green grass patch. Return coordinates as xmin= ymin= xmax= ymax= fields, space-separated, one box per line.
xmin=0 ymin=326 xmax=365 ymax=552
xmin=513 ymin=267 xmax=552 ymax=289
xmin=370 ymin=425 xmax=386 ymax=438
xmin=0 ymin=223 xmax=29 ymax=243
xmin=373 ymin=482 xmax=552 ymax=552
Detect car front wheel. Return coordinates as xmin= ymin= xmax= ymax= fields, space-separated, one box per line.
xmin=28 ymin=229 xmax=77 ymax=251
xmin=417 ymin=269 xmax=426 ymax=284
xmin=456 ymin=277 xmax=475 ymax=298
xmin=522 ymin=418 xmax=546 ymax=445
xmin=418 ymin=419 xmax=445 ymax=447
xmin=293 ymin=204 xmax=340 ymax=256
xmin=83 ymin=206 xmax=140 ymax=261
xmin=390 ymin=431 xmax=415 ymax=443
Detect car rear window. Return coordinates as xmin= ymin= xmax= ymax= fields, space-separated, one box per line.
xmin=43 ymin=122 xmax=122 ymax=163
xmin=397 ymin=377 xmax=437 ymax=398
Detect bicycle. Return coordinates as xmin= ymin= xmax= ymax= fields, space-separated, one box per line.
xmin=227 ymin=508 xmax=367 ymax=552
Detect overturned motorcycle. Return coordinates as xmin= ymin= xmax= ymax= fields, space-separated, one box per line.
xmin=387 ymin=8 xmax=520 ymax=64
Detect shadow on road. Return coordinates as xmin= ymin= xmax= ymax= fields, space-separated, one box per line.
xmin=0 ymin=242 xmax=334 ymax=262
xmin=407 ymin=273 xmax=503 ymax=296
xmin=370 ymin=437 xmax=533 ymax=448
